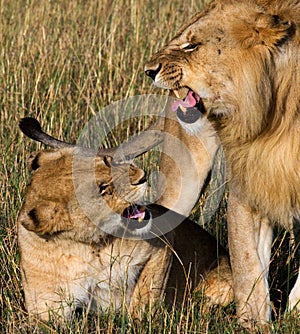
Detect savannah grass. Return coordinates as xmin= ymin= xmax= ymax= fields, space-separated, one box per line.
xmin=1 ymin=0 xmax=299 ymax=332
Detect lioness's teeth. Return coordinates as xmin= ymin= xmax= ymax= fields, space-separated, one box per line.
xmin=179 ymin=105 xmax=187 ymax=113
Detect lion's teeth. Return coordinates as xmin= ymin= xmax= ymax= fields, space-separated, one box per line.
xmin=179 ymin=105 xmax=187 ymax=113
xmin=173 ymin=90 xmax=180 ymax=98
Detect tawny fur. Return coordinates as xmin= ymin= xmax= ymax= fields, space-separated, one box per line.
xmin=145 ymin=0 xmax=300 ymax=328
xmin=156 ymin=97 xmax=219 ymax=216
xmin=18 ymin=148 xmax=233 ymax=322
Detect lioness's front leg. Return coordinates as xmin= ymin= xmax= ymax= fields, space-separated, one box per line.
xmin=227 ymin=193 xmax=273 ymax=327
xmin=157 ymin=105 xmax=219 ymax=216
xmin=289 ymin=270 xmax=300 ymax=311
xmin=129 ymin=243 xmax=172 ymax=317
xmin=288 ymin=216 xmax=300 ymax=311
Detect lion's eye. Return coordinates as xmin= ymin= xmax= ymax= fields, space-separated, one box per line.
xmin=180 ymin=43 xmax=199 ymax=51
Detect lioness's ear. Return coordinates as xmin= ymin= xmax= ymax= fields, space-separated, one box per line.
xmin=233 ymin=13 xmax=293 ymax=48
xmin=22 ymin=201 xmax=72 ymax=235
xmin=27 ymin=152 xmax=40 ymax=170
xmin=28 ymin=150 xmax=65 ymax=171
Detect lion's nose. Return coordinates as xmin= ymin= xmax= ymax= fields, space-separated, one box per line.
xmin=144 ymin=63 xmax=162 ymax=81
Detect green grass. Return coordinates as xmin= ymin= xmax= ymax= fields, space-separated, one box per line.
xmin=1 ymin=0 xmax=300 ymax=332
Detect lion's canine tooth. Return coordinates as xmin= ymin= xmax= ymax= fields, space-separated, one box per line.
xmin=179 ymin=105 xmax=187 ymax=113
xmin=173 ymin=90 xmax=180 ymax=98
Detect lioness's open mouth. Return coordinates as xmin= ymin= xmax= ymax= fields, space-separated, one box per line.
xmin=172 ymin=88 xmax=206 ymax=124
xmin=121 ymin=205 xmax=152 ymax=234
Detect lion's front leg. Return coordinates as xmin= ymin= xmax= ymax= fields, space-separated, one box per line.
xmin=227 ymin=193 xmax=273 ymax=328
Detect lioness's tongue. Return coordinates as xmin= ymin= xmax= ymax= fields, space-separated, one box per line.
xmin=172 ymin=91 xmax=198 ymax=112
xmin=123 ymin=206 xmax=146 ymax=220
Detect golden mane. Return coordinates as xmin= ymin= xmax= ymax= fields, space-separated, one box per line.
xmin=218 ymin=0 xmax=300 ymax=226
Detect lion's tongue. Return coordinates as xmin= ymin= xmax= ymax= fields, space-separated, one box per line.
xmin=172 ymin=91 xmax=199 ymax=112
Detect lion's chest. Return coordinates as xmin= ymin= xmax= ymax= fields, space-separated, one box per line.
xmin=227 ymin=142 xmax=300 ymax=227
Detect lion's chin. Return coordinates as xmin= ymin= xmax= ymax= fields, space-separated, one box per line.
xmin=177 ymin=116 xmax=207 ymax=136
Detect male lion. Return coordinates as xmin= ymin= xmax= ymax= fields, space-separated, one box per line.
xmin=145 ymin=0 xmax=300 ymax=328
xmin=18 ymin=118 xmax=232 ymax=322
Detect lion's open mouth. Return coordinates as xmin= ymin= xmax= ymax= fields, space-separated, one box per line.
xmin=172 ymin=89 xmax=206 ymax=124
xmin=121 ymin=205 xmax=152 ymax=233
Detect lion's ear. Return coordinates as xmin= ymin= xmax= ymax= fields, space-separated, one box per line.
xmin=233 ymin=13 xmax=293 ymax=48
xmin=22 ymin=201 xmax=73 ymax=235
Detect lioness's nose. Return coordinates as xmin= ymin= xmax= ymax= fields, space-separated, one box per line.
xmin=144 ymin=63 xmax=161 ymax=81
xmin=130 ymin=168 xmax=147 ymax=185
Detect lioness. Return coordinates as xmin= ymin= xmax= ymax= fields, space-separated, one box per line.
xmin=145 ymin=0 xmax=300 ymax=328
xmin=18 ymin=118 xmax=232 ymax=321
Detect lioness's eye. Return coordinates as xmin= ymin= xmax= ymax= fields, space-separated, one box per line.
xmin=103 ymin=156 xmax=112 ymax=167
xmin=99 ymin=183 xmax=110 ymax=195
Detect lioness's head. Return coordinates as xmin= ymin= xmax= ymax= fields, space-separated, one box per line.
xmin=145 ymin=0 xmax=298 ymax=136
xmin=19 ymin=148 xmax=148 ymax=243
